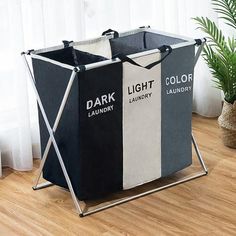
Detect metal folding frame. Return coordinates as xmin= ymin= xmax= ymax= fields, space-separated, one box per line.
xmin=22 ymin=38 xmax=207 ymax=217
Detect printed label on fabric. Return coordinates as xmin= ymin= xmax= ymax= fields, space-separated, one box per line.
xmin=165 ymin=73 xmax=193 ymax=95
xmin=127 ymin=80 xmax=155 ymax=104
xmin=86 ymin=92 xmax=115 ymax=118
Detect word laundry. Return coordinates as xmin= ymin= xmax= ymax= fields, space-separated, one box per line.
xmin=129 ymin=92 xmax=152 ymax=103
xmin=88 ymin=105 xmax=114 ymax=118
xmin=166 ymin=86 xmax=192 ymax=95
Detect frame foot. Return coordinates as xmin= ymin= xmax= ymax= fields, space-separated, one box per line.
xmin=32 ymin=181 xmax=54 ymax=190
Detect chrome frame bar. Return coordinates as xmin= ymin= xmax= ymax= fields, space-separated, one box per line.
xmin=82 ymin=143 xmax=207 ymax=217
xmin=194 ymin=39 xmax=206 ymax=67
xmin=22 ymin=40 xmax=207 ymax=217
xmin=192 ymin=134 xmax=208 ymax=173
xmin=33 ymin=70 xmax=77 ymax=188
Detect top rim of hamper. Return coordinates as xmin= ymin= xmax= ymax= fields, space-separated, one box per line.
xmin=30 ymin=27 xmax=195 ymax=56
xmin=29 ymin=27 xmax=197 ymax=72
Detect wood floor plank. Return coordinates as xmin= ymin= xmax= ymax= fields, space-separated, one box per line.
xmin=0 ymin=114 xmax=235 ymax=235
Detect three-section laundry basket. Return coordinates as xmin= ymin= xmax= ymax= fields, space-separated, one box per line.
xmin=22 ymin=26 xmax=208 ymax=217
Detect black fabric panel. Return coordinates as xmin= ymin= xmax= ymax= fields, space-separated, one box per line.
xmin=39 ymin=48 xmax=107 ymax=66
xmin=33 ymin=58 xmax=123 ymax=200
xmin=39 ymin=47 xmax=77 ymax=66
xmin=32 ymin=59 xmax=76 ymax=189
xmin=161 ymin=45 xmax=195 ymax=177
xmin=77 ymin=62 xmax=123 ymax=200
xmin=145 ymin=32 xmax=186 ymax=49
xmin=110 ymin=32 xmax=146 ymax=56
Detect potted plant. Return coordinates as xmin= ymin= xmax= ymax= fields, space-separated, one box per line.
xmin=193 ymin=0 xmax=236 ymax=148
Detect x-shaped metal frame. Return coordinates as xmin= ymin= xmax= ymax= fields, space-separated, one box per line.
xmin=22 ymin=40 xmax=207 ymax=217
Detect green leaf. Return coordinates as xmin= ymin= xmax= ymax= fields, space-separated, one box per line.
xmin=192 ymin=1 xmax=236 ymax=103
xmin=212 ymin=0 xmax=236 ymax=29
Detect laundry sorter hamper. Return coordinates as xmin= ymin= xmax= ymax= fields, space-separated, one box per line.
xmin=22 ymin=26 xmax=208 ymax=217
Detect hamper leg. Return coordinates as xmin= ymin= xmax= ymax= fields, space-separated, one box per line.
xmin=22 ymin=54 xmax=83 ymax=215
xmin=33 ymin=70 xmax=77 ymax=189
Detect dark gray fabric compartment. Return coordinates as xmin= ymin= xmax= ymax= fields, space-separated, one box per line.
xmin=145 ymin=32 xmax=185 ymax=50
xmin=110 ymin=31 xmax=186 ymax=56
xmin=110 ymin=32 xmax=146 ymax=56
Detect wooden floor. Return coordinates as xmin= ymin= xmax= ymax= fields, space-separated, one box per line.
xmin=0 ymin=115 xmax=236 ymax=236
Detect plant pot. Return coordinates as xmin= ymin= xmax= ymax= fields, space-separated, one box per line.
xmin=218 ymin=100 xmax=236 ymax=148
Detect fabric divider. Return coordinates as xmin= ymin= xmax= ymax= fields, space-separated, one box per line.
xmin=74 ymin=37 xmax=112 ymax=59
